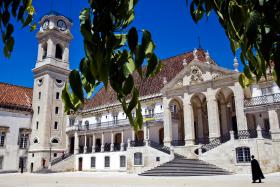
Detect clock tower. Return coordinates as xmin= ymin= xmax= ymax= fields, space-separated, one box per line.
xmin=28 ymin=12 xmax=73 ymax=172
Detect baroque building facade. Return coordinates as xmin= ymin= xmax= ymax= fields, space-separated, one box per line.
xmin=0 ymin=12 xmax=279 ymax=174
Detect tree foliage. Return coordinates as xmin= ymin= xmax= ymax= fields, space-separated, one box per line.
xmin=0 ymin=0 xmax=36 ymax=58
xmin=62 ymin=0 xmax=161 ymax=131
xmin=188 ymin=0 xmax=280 ymax=87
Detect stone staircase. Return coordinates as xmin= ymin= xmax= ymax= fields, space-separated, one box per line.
xmin=139 ymin=157 xmax=231 ymax=176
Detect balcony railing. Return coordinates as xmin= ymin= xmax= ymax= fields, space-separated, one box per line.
xmin=244 ymin=93 xmax=280 ymax=107
xmin=71 ymin=113 xmax=163 ymax=131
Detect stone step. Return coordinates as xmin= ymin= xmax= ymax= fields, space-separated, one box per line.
xmin=139 ymin=158 xmax=231 ymax=176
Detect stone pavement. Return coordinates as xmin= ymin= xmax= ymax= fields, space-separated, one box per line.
xmin=0 ymin=172 xmax=279 ymax=187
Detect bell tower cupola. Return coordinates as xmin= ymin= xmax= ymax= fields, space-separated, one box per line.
xmin=36 ymin=11 xmax=73 ymax=69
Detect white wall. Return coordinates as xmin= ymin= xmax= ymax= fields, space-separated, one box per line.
xmin=75 ymin=152 xmax=127 ymax=171
xmin=0 ymin=109 xmax=31 ymax=172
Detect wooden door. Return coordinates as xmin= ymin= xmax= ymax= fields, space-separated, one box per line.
xmin=78 ymin=157 xmax=83 ymax=171
xmin=115 ymin=133 xmax=122 ymax=144
xmin=159 ymin=128 xmax=164 ymax=145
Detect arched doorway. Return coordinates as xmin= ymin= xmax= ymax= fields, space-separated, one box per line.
xmin=114 ymin=133 xmax=122 ymax=151
xmin=169 ymin=98 xmax=184 ymax=146
xmin=216 ymin=87 xmax=236 ymax=138
xmin=191 ymin=93 xmax=209 ymax=144
xmin=70 ymin=136 xmax=74 ymax=154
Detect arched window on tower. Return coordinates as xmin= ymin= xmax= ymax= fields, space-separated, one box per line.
xmin=42 ymin=43 xmax=47 ymax=59
xmin=55 ymin=44 xmax=63 ymax=60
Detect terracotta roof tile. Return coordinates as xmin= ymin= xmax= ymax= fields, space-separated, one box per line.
xmin=84 ymin=49 xmax=209 ymax=110
xmin=0 ymin=82 xmax=33 ymax=111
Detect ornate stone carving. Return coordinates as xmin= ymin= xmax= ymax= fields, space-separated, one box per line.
xmin=176 ymin=79 xmax=183 ymax=86
xmin=190 ymin=66 xmax=203 ymax=83
xmin=212 ymin=71 xmax=223 ymax=80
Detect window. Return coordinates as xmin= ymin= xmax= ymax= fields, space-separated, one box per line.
xmin=170 ymin=105 xmax=177 ymax=113
xmin=0 ymin=156 xmax=3 ymax=169
xmin=54 ymin=121 xmax=58 ymax=130
xmin=236 ymin=147 xmax=251 ymax=163
xmin=56 ymin=92 xmax=60 ymax=99
xmin=120 ymin=156 xmax=126 ymax=167
xmin=113 ymin=115 xmax=118 ymax=124
xmin=55 ymin=107 xmax=59 ymax=114
xmin=37 ymin=106 xmax=40 ymax=114
xmin=148 ymin=108 xmax=154 ymax=116
xmin=19 ymin=134 xmax=28 ymax=149
xmin=134 ymin=152 xmax=143 ymax=165
xmin=38 ymin=92 xmax=41 ymax=99
xmin=91 ymin=157 xmax=96 ymax=168
xmin=32 ymin=153 xmax=34 ymax=157
xmin=261 ymin=87 xmax=272 ymax=96
xmin=36 ymin=121 xmax=39 ymax=130
xmin=0 ymin=132 xmax=6 ymax=147
xmin=55 ymin=44 xmax=63 ymax=59
xmin=53 ymin=153 xmax=57 ymax=157
xmin=69 ymin=118 xmax=75 ymax=126
xmin=33 ymin=138 xmax=38 ymax=144
xmin=104 ymin=156 xmax=110 ymax=167
xmin=42 ymin=44 xmax=47 ymax=59
xmin=51 ymin=138 xmax=59 ymax=144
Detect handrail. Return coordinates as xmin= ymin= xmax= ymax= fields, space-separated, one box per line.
xmin=72 ymin=113 xmax=163 ymax=131
xmin=51 ymin=152 xmax=72 ymax=166
xmin=244 ymin=93 xmax=280 ymax=107
xmin=148 ymin=140 xmax=170 ymax=154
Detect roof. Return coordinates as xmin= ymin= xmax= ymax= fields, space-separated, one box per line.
xmin=42 ymin=11 xmax=73 ymax=23
xmin=84 ymin=49 xmax=209 ymax=110
xmin=0 ymin=82 xmax=33 ymax=112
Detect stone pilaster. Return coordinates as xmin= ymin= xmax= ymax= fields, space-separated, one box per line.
xmin=268 ymin=109 xmax=280 ymax=139
xmin=74 ymin=132 xmax=79 ymax=154
xmin=197 ymin=107 xmax=204 ymax=139
xmin=183 ymin=93 xmax=195 ymax=145
xmin=206 ymin=88 xmax=221 ymax=139
xmin=163 ymin=96 xmax=172 ymax=146
xmin=110 ymin=131 xmax=114 ymax=152
xmin=83 ymin=135 xmax=87 ymax=153
xmin=120 ymin=130 xmax=124 ymax=151
xmin=234 ymin=82 xmax=247 ymax=130
xmin=92 ymin=134 xmax=95 ymax=153
xmin=101 ymin=132 xmax=104 ymax=152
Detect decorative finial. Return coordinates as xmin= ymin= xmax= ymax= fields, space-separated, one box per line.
xmin=163 ymin=77 xmax=167 ymax=85
xmin=205 ymin=50 xmax=210 ymax=64
xmin=233 ymin=56 xmax=239 ymax=72
xmin=193 ymin=48 xmax=198 ymax=60
xmin=183 ymin=58 xmax=187 ymax=66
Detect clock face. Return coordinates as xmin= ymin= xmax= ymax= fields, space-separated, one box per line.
xmin=57 ymin=20 xmax=67 ymax=31
xmin=42 ymin=20 xmax=49 ymax=30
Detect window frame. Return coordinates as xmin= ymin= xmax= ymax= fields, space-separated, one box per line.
xmin=236 ymin=147 xmax=251 ymax=163
xmin=91 ymin=157 xmax=96 ymax=168
xmin=19 ymin=134 xmax=28 ymax=149
xmin=120 ymin=155 xmax=126 ymax=168
xmin=133 ymin=152 xmax=143 ymax=166
xmin=104 ymin=156 xmax=110 ymax=168
xmin=0 ymin=131 xmax=6 ymax=147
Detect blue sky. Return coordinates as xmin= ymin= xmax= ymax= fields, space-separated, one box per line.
xmin=0 ymin=0 xmax=237 ymax=88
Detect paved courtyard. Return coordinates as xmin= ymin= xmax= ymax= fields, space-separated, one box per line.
xmin=0 ymin=172 xmax=279 ymax=187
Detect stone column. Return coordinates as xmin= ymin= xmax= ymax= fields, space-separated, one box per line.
xmin=183 ymin=93 xmax=195 ymax=145
xmin=101 ymin=132 xmax=104 ymax=152
xmin=92 ymin=134 xmax=96 ymax=153
xmin=74 ymin=132 xmax=79 ymax=154
xmin=163 ymin=96 xmax=172 ymax=146
xmin=197 ymin=107 xmax=204 ymax=140
xmin=110 ymin=131 xmax=114 ymax=152
xmin=65 ymin=134 xmax=70 ymax=154
xmin=120 ymin=130 xmax=124 ymax=151
xmin=131 ymin=129 xmax=135 ymax=141
xmin=83 ymin=135 xmax=87 ymax=153
xmin=268 ymin=109 xmax=280 ymax=139
xmin=220 ymin=103 xmax=228 ymax=136
xmin=206 ymin=88 xmax=221 ymax=139
xmin=144 ymin=124 xmax=149 ymax=146
xmin=234 ymin=82 xmax=248 ymax=130
xmin=37 ymin=43 xmax=42 ymax=61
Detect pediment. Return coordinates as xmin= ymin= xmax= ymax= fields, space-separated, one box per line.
xmin=162 ymin=60 xmax=236 ymax=92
